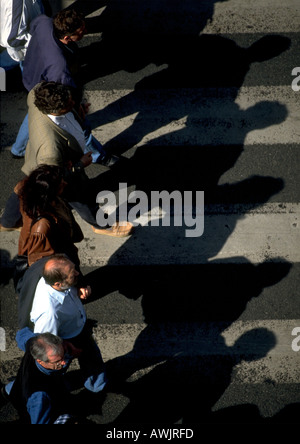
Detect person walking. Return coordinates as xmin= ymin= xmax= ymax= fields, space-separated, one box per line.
xmin=29 ymin=254 xmax=107 ymax=395
xmin=1 ymin=329 xmax=82 ymax=423
xmin=11 ymin=8 xmax=117 ymax=164
xmin=0 ymin=82 xmax=133 ymax=237
xmin=0 ymin=0 xmax=44 ymax=72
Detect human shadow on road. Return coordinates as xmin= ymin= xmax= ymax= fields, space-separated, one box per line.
xmin=64 ymin=0 xmax=295 ymax=424
xmin=85 ymin=33 xmax=290 ymax=155
xmin=82 ymin=258 xmax=293 ymax=423
xmin=108 ymin=327 xmax=277 ymax=424
xmin=83 ymin=31 xmax=290 ymax=215
xmin=77 ymin=0 xmax=230 ymax=80
xmin=80 ymin=253 xmax=294 ymax=423
xmin=0 ymin=249 xmax=14 ymax=286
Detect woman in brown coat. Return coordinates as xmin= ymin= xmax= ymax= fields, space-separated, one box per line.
xmin=17 ymin=164 xmax=83 ymax=269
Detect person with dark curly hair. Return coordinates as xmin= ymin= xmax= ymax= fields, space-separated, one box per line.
xmin=11 ymin=8 xmax=116 ymax=166
xmin=0 ymin=82 xmax=131 ymax=237
xmin=31 ymin=81 xmax=119 ymax=165
xmin=11 ymin=8 xmax=86 ymax=159
xmin=33 ymin=81 xmax=73 ymax=115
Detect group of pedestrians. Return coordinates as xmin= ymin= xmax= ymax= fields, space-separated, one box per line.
xmin=0 ymin=1 xmax=133 ymax=423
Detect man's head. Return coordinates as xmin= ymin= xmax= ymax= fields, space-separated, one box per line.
xmin=53 ymin=9 xmax=86 ymax=43
xmin=34 ymin=81 xmax=75 ymax=115
xmin=43 ymin=254 xmax=79 ymax=291
xmin=28 ymin=332 xmax=67 ymax=370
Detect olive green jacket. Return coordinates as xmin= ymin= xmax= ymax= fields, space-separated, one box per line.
xmin=22 ymin=84 xmax=89 ymax=201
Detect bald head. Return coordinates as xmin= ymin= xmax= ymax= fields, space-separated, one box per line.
xmin=43 ymin=254 xmax=79 ymax=290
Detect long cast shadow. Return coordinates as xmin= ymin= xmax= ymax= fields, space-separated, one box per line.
xmin=82 ymin=259 xmax=292 ymax=423
xmin=48 ymin=0 xmax=295 ymax=424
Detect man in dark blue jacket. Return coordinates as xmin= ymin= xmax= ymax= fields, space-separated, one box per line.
xmin=22 ymin=9 xmax=85 ymax=94
xmin=11 ymin=9 xmax=85 ymax=158
xmin=1 ymin=328 xmax=80 ymax=423
xmin=11 ymin=9 xmax=113 ymax=165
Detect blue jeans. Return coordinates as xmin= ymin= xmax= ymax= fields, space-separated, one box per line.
xmin=11 ymin=114 xmax=106 ymax=161
xmin=80 ymin=336 xmax=107 ymax=392
xmin=70 ymin=324 xmax=107 ymax=393
xmin=84 ymin=124 xmax=107 ymax=163
xmin=11 ymin=113 xmax=28 ymax=157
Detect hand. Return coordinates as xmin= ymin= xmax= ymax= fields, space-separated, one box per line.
xmin=80 ymin=151 xmax=93 ymax=167
xmin=78 ymin=285 xmax=92 ymax=300
xmin=65 ymin=160 xmax=73 ymax=170
xmin=63 ymin=340 xmax=82 ymax=358
xmin=78 ymin=102 xmax=91 ymax=119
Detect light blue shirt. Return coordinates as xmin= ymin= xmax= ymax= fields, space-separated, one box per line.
xmin=30 ymin=277 xmax=86 ymax=339
xmin=48 ymin=112 xmax=86 ymax=151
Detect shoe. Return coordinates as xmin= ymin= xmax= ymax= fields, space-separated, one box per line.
xmin=0 ymin=223 xmax=22 ymax=232
xmin=98 ymin=154 xmax=120 ymax=167
xmin=11 ymin=153 xmax=24 ymax=159
xmin=92 ymin=222 xmax=134 ymax=237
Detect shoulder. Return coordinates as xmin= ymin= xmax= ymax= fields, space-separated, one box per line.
xmin=14 ymin=178 xmax=26 ymax=195
xmin=35 ymin=277 xmax=51 ymax=294
xmin=33 ymin=279 xmax=61 ymax=312
xmin=31 ymin=217 xmax=54 ymax=234
xmin=30 ymin=14 xmax=53 ymax=34
xmin=35 ymin=278 xmax=64 ymax=304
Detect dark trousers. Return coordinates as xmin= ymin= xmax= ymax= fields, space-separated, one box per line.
xmin=0 ymin=191 xmax=107 ymax=229
xmin=68 ymin=322 xmax=107 ymax=393
xmin=0 ymin=191 xmax=22 ymax=227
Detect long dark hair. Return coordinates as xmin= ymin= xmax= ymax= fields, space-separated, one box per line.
xmin=20 ymin=165 xmax=63 ymax=220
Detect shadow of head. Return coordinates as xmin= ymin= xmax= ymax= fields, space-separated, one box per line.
xmin=247 ymin=35 xmax=291 ymax=63
xmin=242 ymin=100 xmax=288 ymax=130
xmin=231 ymin=327 xmax=276 ymax=362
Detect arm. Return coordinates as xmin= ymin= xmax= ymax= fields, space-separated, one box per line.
xmin=63 ymin=340 xmax=82 ymax=359
xmin=33 ymin=311 xmax=59 ymax=336
xmin=0 ymin=2 xmax=43 ymax=61
xmin=26 ymin=219 xmax=55 ymax=266
xmin=16 ymin=327 xmax=36 ymax=352
xmin=27 ymin=392 xmax=74 ymax=424
xmin=0 ymin=2 xmax=25 ymax=51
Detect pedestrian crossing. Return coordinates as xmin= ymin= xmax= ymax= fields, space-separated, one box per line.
xmin=0 ymin=0 xmax=299 ymax=424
